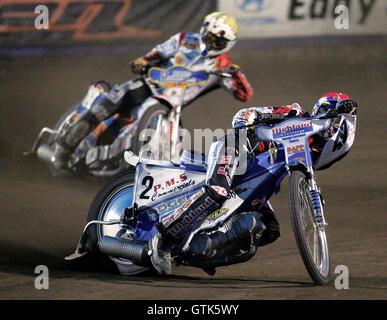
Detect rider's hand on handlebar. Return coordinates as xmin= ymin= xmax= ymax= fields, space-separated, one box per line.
xmin=221 ymin=64 xmax=240 ymax=77
xmin=335 ymin=99 xmax=358 ymax=115
xmin=130 ymin=58 xmax=148 ymax=75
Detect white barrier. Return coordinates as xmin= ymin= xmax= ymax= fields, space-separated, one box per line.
xmin=219 ymin=0 xmax=387 ymax=38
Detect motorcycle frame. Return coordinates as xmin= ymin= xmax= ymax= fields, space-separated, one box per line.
xmin=125 ymin=117 xmax=333 ymax=249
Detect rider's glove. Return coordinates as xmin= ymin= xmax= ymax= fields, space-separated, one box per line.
xmin=221 ymin=64 xmax=240 ymax=77
xmin=335 ymin=99 xmax=357 ymax=114
xmin=130 ymin=58 xmax=148 ymax=75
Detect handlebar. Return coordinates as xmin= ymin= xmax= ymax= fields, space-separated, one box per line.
xmin=138 ymin=64 xmax=232 ymax=78
xmin=139 ymin=64 xmax=153 ymax=75
xmin=208 ymin=71 xmax=232 ymax=78
xmin=242 ymin=112 xmax=342 ymax=129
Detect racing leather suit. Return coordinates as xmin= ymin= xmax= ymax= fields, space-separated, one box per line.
xmin=54 ymin=32 xmax=253 ymax=165
xmin=157 ymin=103 xmax=357 ymax=248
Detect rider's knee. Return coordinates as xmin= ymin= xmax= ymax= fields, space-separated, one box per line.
xmin=91 ymin=78 xmax=151 ymax=121
xmin=205 ymin=184 xmax=229 ymax=204
xmin=56 ymin=111 xmax=98 ymax=150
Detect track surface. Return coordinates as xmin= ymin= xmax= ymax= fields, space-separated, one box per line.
xmin=0 ymin=41 xmax=386 ymax=299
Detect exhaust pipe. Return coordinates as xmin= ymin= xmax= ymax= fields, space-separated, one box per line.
xmin=98 ymin=236 xmax=151 ymax=267
xmin=37 ymin=144 xmax=54 ymax=163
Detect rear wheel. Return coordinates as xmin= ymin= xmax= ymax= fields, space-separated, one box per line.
xmin=288 ymin=170 xmax=330 ymax=285
xmin=87 ymin=170 xmax=149 ymax=275
xmin=48 ymin=102 xmax=81 ymax=145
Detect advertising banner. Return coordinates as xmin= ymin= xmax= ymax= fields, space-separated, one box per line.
xmin=0 ymin=0 xmax=216 ymax=46
xmin=218 ymin=0 xmax=387 ymax=38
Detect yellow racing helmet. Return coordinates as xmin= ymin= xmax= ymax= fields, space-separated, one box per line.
xmin=200 ymin=12 xmax=239 ymax=57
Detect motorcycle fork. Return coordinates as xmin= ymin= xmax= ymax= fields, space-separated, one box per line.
xmin=307 ymin=172 xmax=328 ymax=231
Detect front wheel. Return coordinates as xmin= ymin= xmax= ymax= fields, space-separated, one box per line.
xmin=131 ymin=104 xmax=169 ymax=156
xmin=288 ymin=171 xmax=330 ymax=285
xmin=86 ymin=170 xmax=149 ymax=275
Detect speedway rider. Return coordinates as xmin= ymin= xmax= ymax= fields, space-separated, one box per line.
xmin=149 ymin=93 xmax=358 ymax=275
xmin=52 ymin=12 xmax=253 ymax=169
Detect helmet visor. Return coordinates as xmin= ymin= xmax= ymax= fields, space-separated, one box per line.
xmin=202 ymin=31 xmax=229 ymax=51
xmin=315 ymin=103 xmax=334 ymax=115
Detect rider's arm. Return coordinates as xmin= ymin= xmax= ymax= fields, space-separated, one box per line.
xmin=254 ymin=104 xmax=306 ymax=116
xmin=131 ymin=33 xmax=184 ymax=72
xmin=215 ymin=53 xmax=253 ymax=102
xmin=232 ymin=104 xmax=307 ymax=155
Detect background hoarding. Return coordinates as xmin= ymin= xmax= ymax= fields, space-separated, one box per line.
xmin=219 ymin=0 xmax=387 ymax=38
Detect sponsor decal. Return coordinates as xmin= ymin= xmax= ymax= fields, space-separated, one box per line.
xmin=256 ymin=112 xmax=285 ymax=121
xmin=181 ymin=33 xmax=199 ymax=49
xmin=288 ymin=156 xmax=306 ymax=166
xmin=233 ymin=0 xmax=276 ymax=24
xmin=272 ymin=121 xmax=313 ymax=138
xmin=207 ymin=208 xmax=229 ymax=221
xmin=151 ymin=180 xmax=196 ymax=201
xmin=217 ymin=166 xmax=227 ymax=176
xmin=251 ymin=198 xmax=263 ymax=206
xmin=333 ymin=120 xmax=348 ymax=152
xmin=216 ymin=146 xmax=238 ymax=183
xmin=174 ymin=53 xmax=184 ymax=64
xmin=139 ymin=173 xmax=195 ymax=201
xmin=153 ymin=173 xmax=187 ymax=193
xmin=236 ymin=0 xmax=273 ymax=12
xmin=147 ymin=195 xmax=188 ymax=221
xmin=168 ymin=194 xmax=216 ymax=236
xmin=171 ymin=190 xmax=204 ymax=221
xmin=160 ymin=70 xmax=192 ymax=83
xmin=220 ymin=155 xmax=233 ymax=164
xmin=236 ymin=109 xmax=256 ymax=122
xmin=286 ymin=144 xmax=305 ymax=155
xmin=150 ymin=66 xmax=209 ymax=86
xmin=210 ymin=185 xmax=229 ymax=197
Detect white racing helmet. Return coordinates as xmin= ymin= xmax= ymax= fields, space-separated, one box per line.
xmin=200 ymin=12 xmax=239 ymax=57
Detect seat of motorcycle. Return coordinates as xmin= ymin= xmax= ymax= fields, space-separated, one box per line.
xmin=177 ymin=149 xmax=207 ymax=172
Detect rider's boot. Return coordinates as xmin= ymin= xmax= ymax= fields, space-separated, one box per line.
xmin=148 ymin=187 xmax=221 ymax=275
xmin=148 ymin=223 xmax=174 ymax=275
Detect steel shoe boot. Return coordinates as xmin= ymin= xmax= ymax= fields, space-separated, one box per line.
xmin=149 ymin=231 xmax=172 ymax=275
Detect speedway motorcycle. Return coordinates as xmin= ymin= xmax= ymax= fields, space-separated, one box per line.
xmin=24 ymin=65 xmax=231 ymax=177
xmin=66 ymin=113 xmax=343 ymax=285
